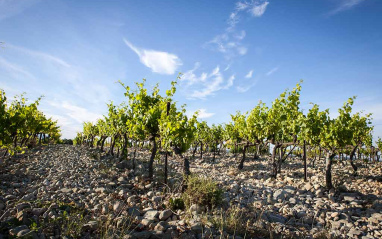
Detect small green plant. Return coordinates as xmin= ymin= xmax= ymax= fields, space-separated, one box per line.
xmin=30 ymin=221 xmax=40 ymax=232
xmin=90 ymin=152 xmax=100 ymax=160
xmin=169 ymin=197 xmax=185 ymax=211
xmin=182 ymin=174 xmax=223 ymax=210
xmin=211 ymin=206 xmax=247 ymax=237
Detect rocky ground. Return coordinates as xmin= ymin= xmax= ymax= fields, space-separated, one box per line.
xmin=0 ymin=145 xmax=381 ymax=239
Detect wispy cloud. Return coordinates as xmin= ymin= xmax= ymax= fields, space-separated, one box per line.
xmin=0 ymin=57 xmax=36 ymax=80
xmin=206 ymin=1 xmax=270 ymax=59
xmin=236 ymin=67 xmax=272 ymax=93
xmin=181 ymin=62 xmax=207 ymax=85
xmin=245 ymin=69 xmax=253 ymax=78
xmin=123 ymin=38 xmax=182 ymax=75
xmin=49 ymin=101 xmax=103 ymax=124
xmin=8 ymin=44 xmax=70 ymax=68
xmin=182 ymin=64 xmax=235 ymax=99
xmin=266 ymin=67 xmax=278 ymax=76
xmin=196 ymin=109 xmax=215 ymax=119
xmin=224 ymin=75 xmax=235 ymax=89
xmin=236 ymin=85 xmax=251 ymax=93
xmin=224 ymin=63 xmax=231 ymax=71
xmin=249 ymin=1 xmax=270 ymax=17
xmin=327 ymin=0 xmax=365 ymax=16
xmin=236 ymin=80 xmax=258 ymax=93
xmin=230 ymin=1 xmax=270 ymax=28
xmin=1 ymin=42 xmax=114 ymax=139
xmin=187 ymin=108 xmax=215 ymax=119
xmin=43 ymin=112 xmax=82 ymax=139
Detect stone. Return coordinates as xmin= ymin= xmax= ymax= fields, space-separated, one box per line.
xmin=118 ymin=177 xmax=126 ymax=182
xmin=190 ymin=222 xmax=203 ymax=233
xmin=154 ymin=221 xmax=169 ymax=231
xmin=347 ymin=229 xmax=363 ymax=237
xmin=315 ymin=189 xmax=324 ymax=198
xmin=102 ymin=205 xmax=109 ymax=214
xmin=9 ymin=225 xmax=29 ymax=236
xmin=144 ymin=210 xmax=159 ymax=220
xmin=17 ymin=229 xmax=39 ymax=239
xmin=61 ymin=188 xmax=72 ymax=193
xmin=304 ymin=183 xmax=313 ymax=191
xmin=82 ymin=221 xmax=98 ymax=231
xmin=113 ymin=201 xmax=124 ymax=212
xmin=289 ymin=198 xmax=297 ymax=204
xmin=344 ymin=196 xmax=357 ymax=202
xmin=127 ymin=207 xmax=141 ymax=217
xmin=21 ymin=193 xmax=36 ymax=201
xmin=159 ymin=209 xmax=173 ymax=221
xmin=127 ymin=195 xmax=139 ymax=203
xmin=131 ymin=231 xmax=152 ymax=239
xmin=152 ymin=196 xmax=162 ymax=204
xmin=266 ymin=213 xmax=287 ymax=224
xmin=273 ymin=189 xmax=289 ymax=201
xmin=95 ymin=187 xmax=107 ymax=193
xmin=5 ymin=195 xmax=16 ymax=200
xmin=141 ymin=218 xmax=154 ymax=226
xmin=32 ymin=208 xmax=46 ymax=216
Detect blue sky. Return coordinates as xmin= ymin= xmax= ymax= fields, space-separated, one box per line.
xmin=1 ymin=0 xmax=382 ymax=140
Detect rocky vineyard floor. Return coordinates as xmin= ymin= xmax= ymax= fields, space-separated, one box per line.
xmin=0 ymin=145 xmax=381 ymax=239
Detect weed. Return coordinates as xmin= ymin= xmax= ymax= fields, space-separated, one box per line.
xmin=182 ymin=174 xmax=223 ymax=210
xmin=169 ymin=197 xmax=185 ymax=211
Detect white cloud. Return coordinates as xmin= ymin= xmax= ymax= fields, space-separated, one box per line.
xmin=188 ymin=66 xmax=235 ymax=99
xmin=46 ymin=114 xmax=72 ymax=127
xmin=196 ymin=109 xmax=215 ymax=119
xmin=245 ymin=70 xmax=253 ymax=78
xmin=187 ymin=108 xmax=215 ymax=119
xmin=206 ymin=1 xmax=270 ymax=59
xmin=327 ymin=0 xmax=365 ymax=16
xmin=231 ymin=1 xmax=270 ymax=27
xmin=250 ymin=1 xmax=270 ymax=17
xmin=123 ymin=38 xmax=182 ymax=75
xmin=228 ymin=12 xmax=239 ymax=28
xmin=266 ymin=67 xmax=279 ymax=76
xmin=236 ymin=1 xmax=250 ymax=11
xmin=49 ymin=101 xmax=103 ymax=124
xmin=181 ymin=62 xmax=207 ymax=85
xmin=42 ymin=101 xmax=104 ymax=139
xmin=206 ymin=33 xmax=248 ymax=58
xmin=223 ymin=75 xmax=235 ymax=89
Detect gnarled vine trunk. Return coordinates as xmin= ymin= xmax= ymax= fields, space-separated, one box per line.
xmin=148 ymin=137 xmax=157 ymax=179
xmin=349 ymin=145 xmax=358 ymax=174
xmin=271 ymin=144 xmax=281 ymax=178
xmin=326 ymin=153 xmax=336 ymax=190
xmin=238 ymin=144 xmax=248 ymax=170
xmin=164 ymin=151 xmax=168 ymax=185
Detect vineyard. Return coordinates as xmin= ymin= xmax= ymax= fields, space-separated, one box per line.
xmin=0 ymin=80 xmax=382 ymax=239
xmin=0 ymin=90 xmax=61 ymax=156
xmin=73 ymin=79 xmax=379 ymax=190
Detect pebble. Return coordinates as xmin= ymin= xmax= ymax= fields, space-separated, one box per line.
xmin=0 ymin=145 xmax=380 ymax=239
